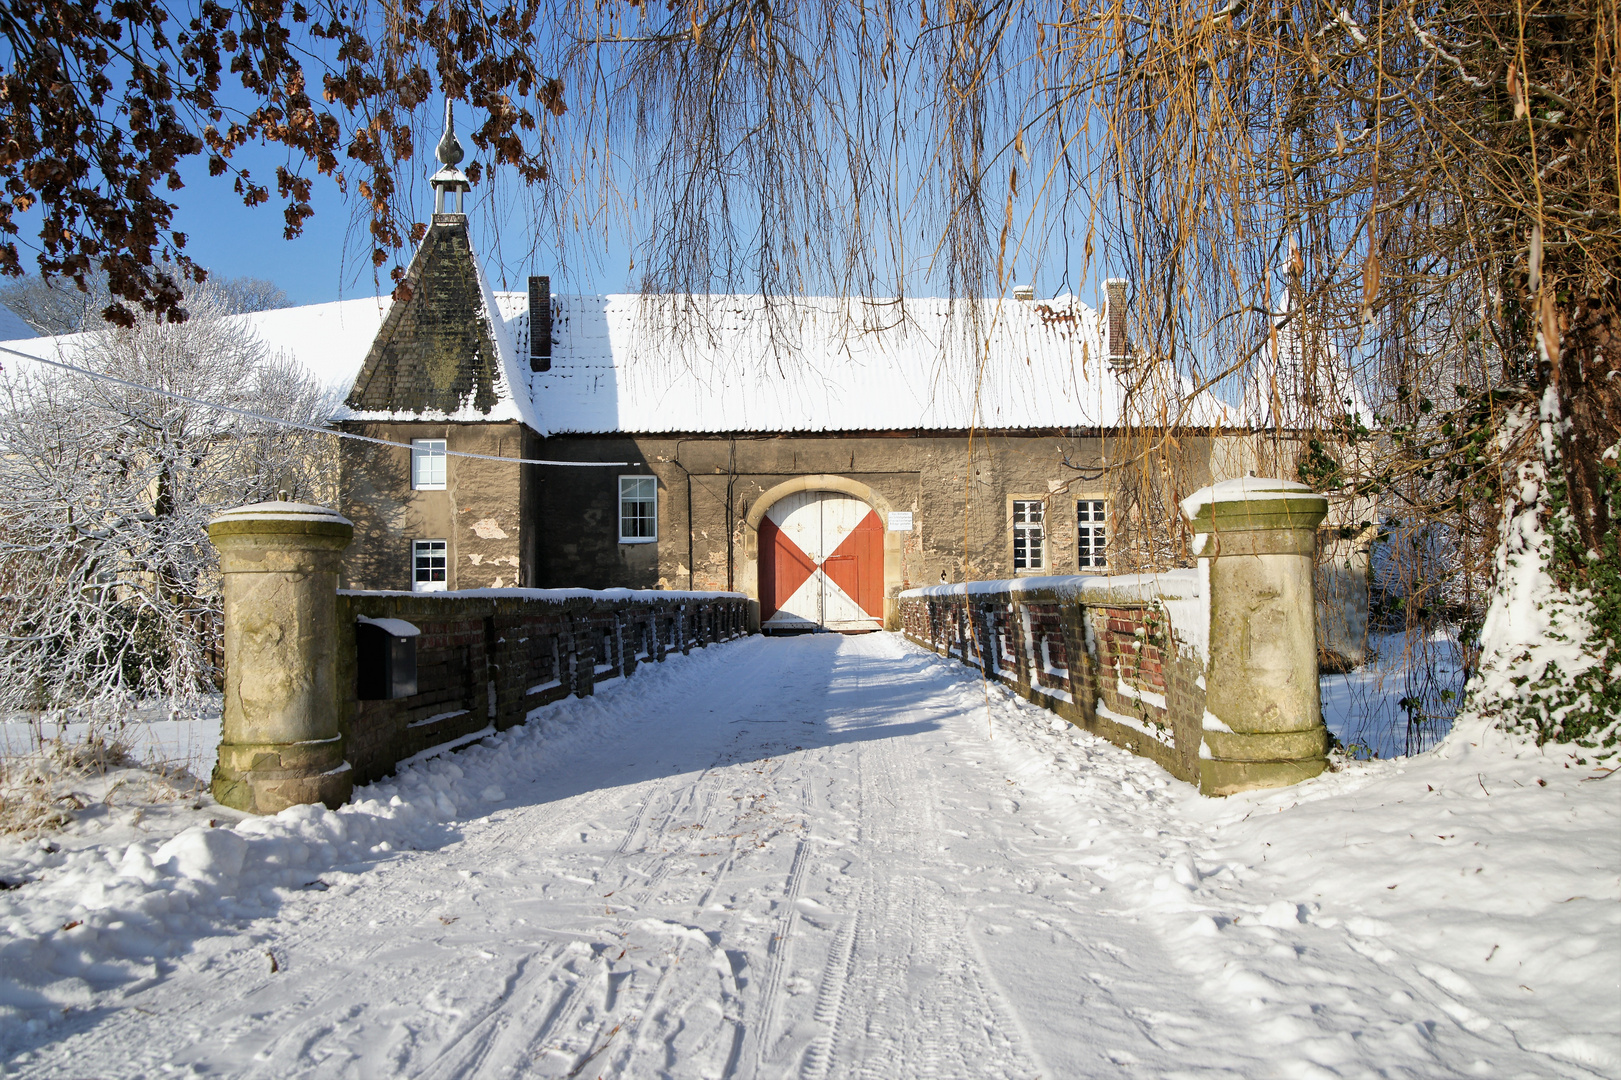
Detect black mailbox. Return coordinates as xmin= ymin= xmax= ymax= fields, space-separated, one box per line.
xmin=356 ymin=616 xmax=419 ymax=700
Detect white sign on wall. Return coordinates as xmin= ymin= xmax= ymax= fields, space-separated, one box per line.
xmin=887 ymin=511 xmax=914 ymax=532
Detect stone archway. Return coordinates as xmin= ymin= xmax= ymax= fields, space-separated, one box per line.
xmin=740 ymin=475 xmax=905 ymax=631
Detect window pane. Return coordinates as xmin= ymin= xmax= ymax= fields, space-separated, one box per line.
xmin=1012 ymin=500 xmax=1044 ymax=570
xmin=413 ymin=539 xmax=448 ymax=591
xmin=620 ymin=477 xmax=657 ymax=541
xmin=1077 ymin=500 xmax=1108 ymax=570
xmin=412 ymin=439 xmax=447 ymax=489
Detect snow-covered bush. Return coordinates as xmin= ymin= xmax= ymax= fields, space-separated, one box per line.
xmin=1460 ymin=392 xmax=1620 ymax=763
xmin=0 ymin=286 xmax=337 ymax=713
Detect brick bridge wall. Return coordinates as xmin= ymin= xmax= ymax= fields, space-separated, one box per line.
xmin=336 ymin=589 xmax=752 ymax=786
xmin=900 ymin=577 xmax=1207 ymax=784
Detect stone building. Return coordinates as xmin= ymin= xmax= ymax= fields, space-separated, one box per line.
xmin=324 ymin=116 xmax=1375 ymax=640
xmin=0 ymin=108 xmax=1365 ymax=649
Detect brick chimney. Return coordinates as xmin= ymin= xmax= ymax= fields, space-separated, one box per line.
xmin=1104 ymin=277 xmax=1131 ymax=370
xmin=528 ymin=275 xmax=551 ymax=372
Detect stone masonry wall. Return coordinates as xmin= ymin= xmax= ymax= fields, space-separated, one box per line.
xmin=527 ymin=432 xmax=1221 ymax=594
xmin=902 ymin=584 xmax=1206 ymax=784
xmin=336 ymin=590 xmax=752 ymax=786
xmin=339 ymin=421 xmax=532 ymax=592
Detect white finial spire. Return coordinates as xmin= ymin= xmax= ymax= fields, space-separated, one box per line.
xmin=430 ymin=95 xmax=471 ymax=216
xmin=436 ymin=98 xmax=465 ymax=167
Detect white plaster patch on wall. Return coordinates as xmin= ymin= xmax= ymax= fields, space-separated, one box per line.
xmin=470 ymin=518 xmax=508 ymax=539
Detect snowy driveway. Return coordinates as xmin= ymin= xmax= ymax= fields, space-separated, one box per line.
xmin=7 ymin=633 xmax=1617 ymax=1079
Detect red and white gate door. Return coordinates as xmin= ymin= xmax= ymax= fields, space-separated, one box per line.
xmin=759 ymin=490 xmax=884 ymax=632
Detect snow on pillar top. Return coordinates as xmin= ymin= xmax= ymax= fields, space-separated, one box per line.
xmin=1180 ymin=478 xmax=1327 ymax=530
xmin=208 ymin=500 xmax=355 ymax=539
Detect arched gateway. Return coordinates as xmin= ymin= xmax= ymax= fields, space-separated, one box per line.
xmin=758 ymin=489 xmax=885 ymax=632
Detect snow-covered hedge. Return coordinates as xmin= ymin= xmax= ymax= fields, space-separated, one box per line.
xmin=1460 ymin=393 xmax=1619 ymax=763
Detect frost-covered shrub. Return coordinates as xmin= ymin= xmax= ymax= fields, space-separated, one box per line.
xmin=0 ymin=286 xmax=336 ymax=711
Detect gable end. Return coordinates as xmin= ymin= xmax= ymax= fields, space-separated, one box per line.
xmin=346 ymin=218 xmax=503 ymax=415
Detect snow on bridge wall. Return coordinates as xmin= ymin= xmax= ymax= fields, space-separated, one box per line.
xmin=900 ymin=576 xmax=1209 ymax=784
xmin=337 ymin=589 xmax=754 ymax=788
xmin=206 ymin=499 xmax=754 ymax=814
xmin=902 ymin=478 xmax=1335 ymax=795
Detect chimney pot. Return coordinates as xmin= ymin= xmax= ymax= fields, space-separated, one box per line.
xmin=1105 ymin=278 xmax=1131 ymax=369
xmin=528 ymin=276 xmax=551 ymax=371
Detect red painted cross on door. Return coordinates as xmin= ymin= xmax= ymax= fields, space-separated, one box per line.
xmin=759 ymin=490 xmax=884 ymax=631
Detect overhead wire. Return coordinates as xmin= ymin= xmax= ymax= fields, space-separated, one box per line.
xmin=0 ymin=343 xmax=640 ymax=468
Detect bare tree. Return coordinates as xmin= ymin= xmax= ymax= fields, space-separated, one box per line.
xmin=0 ymin=286 xmax=335 ymax=711
xmin=0 ymin=273 xmax=290 ymax=336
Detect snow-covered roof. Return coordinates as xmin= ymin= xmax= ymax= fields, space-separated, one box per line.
xmin=2 ymin=281 xmax=1239 ymax=435
xmin=0 ymin=296 xmax=391 ymax=402
xmin=241 ymin=297 xmax=393 ymax=399
xmin=497 ymin=292 xmax=1232 ymax=434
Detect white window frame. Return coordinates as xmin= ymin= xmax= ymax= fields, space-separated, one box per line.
xmin=618 ymin=475 xmax=658 ymax=543
xmin=412 ymin=539 xmax=449 ymax=592
xmin=1077 ymin=498 xmax=1109 ymax=571
xmin=1012 ymin=499 xmax=1045 ymax=572
xmin=411 ymin=438 xmax=447 ymax=490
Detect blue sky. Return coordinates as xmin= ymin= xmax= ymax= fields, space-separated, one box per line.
xmin=6 ymin=76 xmax=1115 ymax=313
xmin=147 ymin=136 xmax=634 ymax=307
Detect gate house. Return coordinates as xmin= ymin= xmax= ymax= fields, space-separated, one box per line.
xmin=331 ymin=125 xmax=1360 ymax=636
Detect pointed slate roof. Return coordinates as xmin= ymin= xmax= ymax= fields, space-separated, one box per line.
xmin=342 ymin=216 xmax=522 ymax=419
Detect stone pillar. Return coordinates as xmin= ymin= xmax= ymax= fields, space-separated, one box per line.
xmin=1181 ymin=479 xmax=1329 ymax=795
xmin=208 ymin=502 xmax=355 ymax=813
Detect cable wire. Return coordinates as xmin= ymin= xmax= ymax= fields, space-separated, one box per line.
xmin=0 ymin=343 xmax=639 ymax=467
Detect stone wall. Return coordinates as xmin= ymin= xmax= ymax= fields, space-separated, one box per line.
xmin=336 ymin=589 xmax=753 ymax=786
xmin=338 ymin=421 xmax=537 ymax=591
xmin=902 ymin=477 xmax=1333 ymax=795
xmin=901 ymin=577 xmax=1208 ymax=783
xmin=525 ymin=432 xmax=1221 ymax=597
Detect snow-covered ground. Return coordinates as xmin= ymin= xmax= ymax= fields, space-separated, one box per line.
xmin=1 ymin=634 xmax=1616 ymax=1078
xmin=1321 ymin=631 xmax=1467 ymax=759
xmin=1 ymin=697 xmax=222 ymax=784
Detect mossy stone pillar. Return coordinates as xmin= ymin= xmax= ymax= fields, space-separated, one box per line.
xmin=1182 ymin=479 xmax=1329 ymax=795
xmin=208 ymin=502 xmax=354 ymax=813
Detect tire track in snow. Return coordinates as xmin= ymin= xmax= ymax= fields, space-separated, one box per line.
xmin=833 ymin=637 xmax=1046 ymax=1080
xmin=797 ymin=888 xmax=861 ymax=1080
xmin=740 ymin=835 xmax=811 ymax=1076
